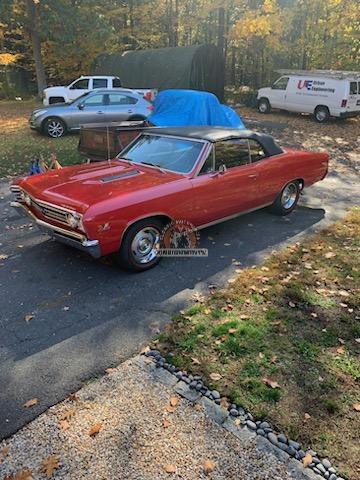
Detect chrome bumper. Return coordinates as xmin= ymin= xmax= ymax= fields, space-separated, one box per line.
xmin=11 ymin=201 xmax=101 ymax=259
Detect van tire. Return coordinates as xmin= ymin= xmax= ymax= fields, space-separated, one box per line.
xmin=258 ymin=98 xmax=271 ymax=114
xmin=314 ymin=106 xmax=330 ymax=123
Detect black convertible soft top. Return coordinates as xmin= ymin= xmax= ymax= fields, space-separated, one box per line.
xmin=144 ymin=127 xmax=284 ymax=156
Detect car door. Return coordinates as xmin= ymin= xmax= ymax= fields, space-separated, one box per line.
xmin=105 ymin=93 xmax=139 ymax=122
xmin=68 ymin=92 xmax=107 ymax=128
xmin=189 ymin=139 xmax=261 ymax=226
xmin=92 ymin=78 xmax=108 ymax=90
xmin=269 ymin=76 xmax=289 ymax=109
xmin=67 ymin=78 xmax=90 ymax=101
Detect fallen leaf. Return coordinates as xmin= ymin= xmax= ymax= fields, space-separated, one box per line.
xmin=59 ymin=408 xmax=75 ymax=421
xmin=270 ymin=355 xmax=278 ymax=364
xmin=170 ymin=396 xmax=179 ymax=407
xmin=165 ymin=405 xmax=176 ymax=413
xmin=228 ymin=328 xmax=237 ymax=334
xmin=336 ymin=346 xmax=345 ymax=355
xmin=140 ymin=345 xmax=150 ymax=354
xmin=163 ymin=418 xmax=171 ymax=428
xmin=89 ymin=423 xmax=102 ymax=437
xmin=59 ymin=420 xmax=70 ymax=431
xmin=227 ymin=278 xmax=236 ymax=284
xmin=239 ymin=314 xmax=249 ymax=320
xmin=338 ymin=338 xmax=345 ymax=344
xmin=41 ymin=456 xmax=59 ymax=478
xmin=303 ymin=453 xmax=312 ymax=467
xmin=338 ymin=289 xmax=350 ymax=297
xmin=22 ymin=398 xmax=38 ymax=408
xmin=258 ymin=352 xmax=265 ymax=359
xmin=204 ymin=308 xmax=211 ymax=315
xmin=191 ymin=357 xmax=201 ymax=365
xmin=304 ymin=412 xmax=311 ymax=419
xmin=105 ymin=368 xmax=117 ymax=375
xmin=262 ymin=377 xmax=280 ymax=389
xmin=0 ymin=254 xmax=9 ymax=260
xmin=310 ymin=312 xmax=318 ymax=318
xmin=304 ymin=263 xmax=313 ymax=270
xmin=355 ymin=338 xmax=360 ymax=344
xmin=164 ymin=464 xmax=176 ymax=473
xmin=6 ymin=469 xmax=33 ymax=480
xmin=209 ymin=373 xmax=222 ymax=381
xmin=68 ymin=393 xmax=78 ymax=402
xmin=220 ymin=398 xmax=229 ymax=409
xmin=324 ymin=252 xmax=336 ymax=258
xmin=288 ymin=301 xmax=296 ymax=308
xmin=24 ymin=314 xmax=34 ymax=322
xmin=203 ymin=459 xmax=216 ymax=475
xmin=352 ymin=403 xmax=360 ymax=411
xmin=63 ymin=306 xmax=70 ymax=311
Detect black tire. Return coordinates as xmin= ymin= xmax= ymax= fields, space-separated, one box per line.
xmin=258 ymin=98 xmax=271 ymax=114
xmin=314 ymin=106 xmax=330 ymax=123
xmin=116 ymin=217 xmax=163 ymax=272
xmin=49 ymin=96 xmax=65 ymax=104
xmin=269 ymin=181 xmax=300 ymax=216
xmin=43 ymin=117 xmax=66 ymax=138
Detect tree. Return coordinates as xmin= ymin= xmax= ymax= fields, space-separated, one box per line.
xmin=25 ymin=0 xmax=46 ymax=95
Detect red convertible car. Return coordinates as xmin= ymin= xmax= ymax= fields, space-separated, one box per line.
xmin=10 ymin=127 xmax=329 ymax=271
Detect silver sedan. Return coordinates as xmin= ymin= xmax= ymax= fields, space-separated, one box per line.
xmin=29 ymin=89 xmax=152 ymax=138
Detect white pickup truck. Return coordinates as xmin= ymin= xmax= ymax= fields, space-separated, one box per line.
xmin=43 ymin=75 xmax=156 ymax=105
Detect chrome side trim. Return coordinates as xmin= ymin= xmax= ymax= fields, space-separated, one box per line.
xmin=196 ymin=203 xmax=272 ymax=230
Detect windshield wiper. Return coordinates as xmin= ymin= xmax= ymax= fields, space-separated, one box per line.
xmin=141 ymin=161 xmax=166 ymax=173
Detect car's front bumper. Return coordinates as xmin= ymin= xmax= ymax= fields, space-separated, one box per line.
xmin=339 ymin=110 xmax=360 ymax=118
xmin=11 ymin=201 xmax=101 ymax=259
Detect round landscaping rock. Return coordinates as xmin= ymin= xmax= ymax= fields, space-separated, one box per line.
xmin=189 ymin=380 xmax=197 ymax=389
xmin=286 ymin=446 xmax=296 ymax=457
xmin=277 ymin=434 xmax=287 ymax=444
xmin=211 ymin=390 xmax=220 ymax=400
xmin=267 ymin=432 xmax=279 ymax=446
xmin=230 ymin=409 xmax=239 ymax=417
xmin=316 ymin=463 xmax=326 ymax=475
xmin=259 ymin=421 xmax=271 ymax=430
xmin=323 ymin=459 xmax=332 ymax=470
xmin=246 ymin=420 xmax=257 ymax=430
xmin=297 ymin=450 xmax=305 ymax=460
xmin=257 ymin=429 xmax=265 ymax=436
xmin=324 ymin=472 xmax=330 ymax=479
xmin=288 ymin=440 xmax=301 ymax=450
xmin=328 ymin=467 xmax=336 ymax=474
xmin=247 ymin=412 xmax=254 ymax=421
xmin=237 ymin=407 xmax=245 ymax=415
xmin=329 ymin=474 xmax=337 ymax=480
xmin=195 ymin=383 xmax=203 ymax=391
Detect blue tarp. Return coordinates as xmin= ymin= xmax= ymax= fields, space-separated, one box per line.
xmin=148 ymin=89 xmax=245 ymax=129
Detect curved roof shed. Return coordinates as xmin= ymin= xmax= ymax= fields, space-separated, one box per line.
xmin=91 ymin=44 xmax=225 ymax=100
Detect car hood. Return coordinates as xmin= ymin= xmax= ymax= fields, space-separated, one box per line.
xmin=14 ymin=161 xmax=181 ymax=213
xmin=32 ymin=103 xmax=71 ymax=114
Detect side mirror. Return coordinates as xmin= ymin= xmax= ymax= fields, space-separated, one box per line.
xmin=218 ymin=164 xmax=227 ymax=174
xmin=78 ymin=103 xmax=85 ymax=110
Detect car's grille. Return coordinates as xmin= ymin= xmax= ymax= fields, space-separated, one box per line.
xmin=31 ymin=198 xmax=69 ymax=225
xmin=11 ymin=186 xmax=71 ymax=227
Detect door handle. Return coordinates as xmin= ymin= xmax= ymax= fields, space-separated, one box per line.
xmin=97 ymin=111 xmax=104 ymax=114
xmin=248 ymin=173 xmax=258 ymax=179
xmin=128 ymin=110 xmax=133 ymax=113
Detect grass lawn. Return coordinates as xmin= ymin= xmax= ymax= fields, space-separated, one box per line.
xmin=155 ymin=208 xmax=360 ymax=480
xmin=0 ymin=100 xmax=84 ymax=178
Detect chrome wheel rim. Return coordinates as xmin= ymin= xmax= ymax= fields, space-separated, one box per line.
xmin=131 ymin=227 xmax=160 ymax=264
xmin=47 ymin=120 xmax=64 ymax=137
xmin=259 ymin=102 xmax=267 ymax=113
xmin=316 ymin=110 xmax=326 ymax=121
xmin=281 ymin=183 xmax=297 ymax=209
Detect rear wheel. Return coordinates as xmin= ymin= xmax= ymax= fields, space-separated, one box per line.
xmin=116 ymin=218 xmax=163 ymax=271
xmin=314 ymin=106 xmax=330 ymax=123
xmin=258 ymin=98 xmax=271 ymax=114
xmin=269 ymin=181 xmax=300 ymax=215
xmin=43 ymin=117 xmax=66 ymax=138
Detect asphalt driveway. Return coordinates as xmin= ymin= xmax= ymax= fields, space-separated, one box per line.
xmin=0 ymin=170 xmax=359 ymax=440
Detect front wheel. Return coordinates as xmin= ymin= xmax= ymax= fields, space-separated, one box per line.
xmin=44 ymin=117 xmax=66 ymax=138
xmin=116 ymin=218 xmax=163 ymax=271
xmin=258 ymin=98 xmax=271 ymax=114
xmin=314 ymin=106 xmax=330 ymax=123
xmin=269 ymin=181 xmax=300 ymax=216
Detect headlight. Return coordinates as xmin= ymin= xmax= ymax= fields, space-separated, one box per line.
xmin=24 ymin=193 xmax=31 ymax=206
xmin=67 ymin=212 xmax=83 ymax=230
xmin=32 ymin=109 xmax=46 ymax=118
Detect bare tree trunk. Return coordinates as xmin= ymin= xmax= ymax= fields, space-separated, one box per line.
xmin=25 ymin=0 xmax=46 ymax=97
xmin=217 ymin=7 xmax=225 ymax=56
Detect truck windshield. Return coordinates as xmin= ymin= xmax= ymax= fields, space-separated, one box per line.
xmin=118 ymin=134 xmax=204 ymax=174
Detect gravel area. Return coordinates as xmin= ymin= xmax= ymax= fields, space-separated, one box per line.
xmin=0 ymin=356 xmax=305 ymax=480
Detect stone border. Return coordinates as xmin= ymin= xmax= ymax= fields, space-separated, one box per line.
xmin=143 ymin=350 xmax=344 ymax=480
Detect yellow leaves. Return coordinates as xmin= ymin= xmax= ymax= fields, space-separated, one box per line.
xmin=162 ymin=418 xmax=171 ymax=429
xmin=353 ymin=403 xmax=360 ymax=411
xmin=22 ymin=398 xmax=38 ymax=408
xmin=89 ymin=423 xmax=102 ymax=437
xmin=41 ymin=456 xmax=60 ymax=478
xmin=4 ymin=469 xmax=33 ymax=480
xmin=164 ymin=464 xmax=176 ymax=473
xmin=0 ymin=53 xmax=19 ymax=66
xmin=58 ymin=419 xmax=70 ymax=431
xmin=209 ymin=373 xmax=222 ymax=381
xmin=262 ymin=377 xmax=280 ymax=389
xmin=303 ymin=453 xmax=312 ymax=467
xmin=169 ymin=396 xmax=179 ymax=407
xmin=203 ymin=459 xmax=216 ymax=475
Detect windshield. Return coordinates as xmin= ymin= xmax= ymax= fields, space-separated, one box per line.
xmin=118 ymin=134 xmax=204 ymax=174
xmin=69 ymin=92 xmax=90 ymax=105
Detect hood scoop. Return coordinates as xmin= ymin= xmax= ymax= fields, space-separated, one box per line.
xmin=100 ymin=169 xmax=140 ymax=183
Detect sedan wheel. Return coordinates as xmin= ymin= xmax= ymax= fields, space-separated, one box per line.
xmin=117 ymin=218 xmax=163 ymax=271
xmin=44 ymin=118 xmax=66 ymax=138
xmin=269 ymin=181 xmax=300 ymax=215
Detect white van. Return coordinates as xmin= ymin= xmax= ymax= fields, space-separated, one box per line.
xmin=257 ymin=70 xmax=360 ymax=122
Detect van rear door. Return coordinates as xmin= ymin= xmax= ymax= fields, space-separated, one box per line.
xmin=347 ymin=81 xmax=360 ymax=112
